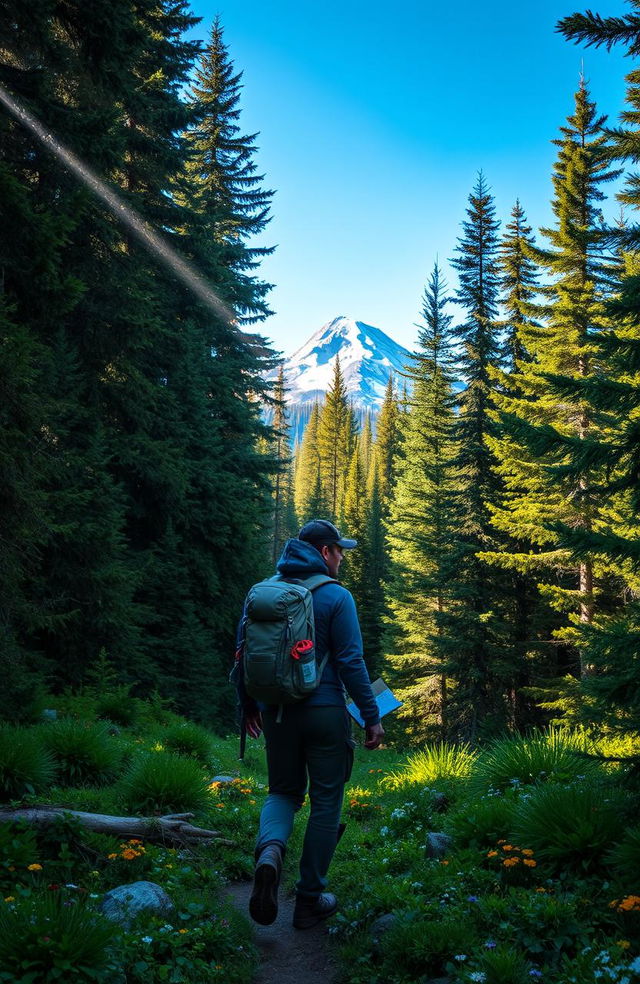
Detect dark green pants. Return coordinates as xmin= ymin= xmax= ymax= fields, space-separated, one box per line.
xmin=256 ymin=703 xmax=355 ymax=897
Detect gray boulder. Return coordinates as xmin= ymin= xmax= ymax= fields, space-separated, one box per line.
xmin=424 ymin=832 xmax=452 ymax=859
xmin=101 ymin=881 xmax=175 ymax=928
xmin=370 ymin=912 xmax=397 ymax=948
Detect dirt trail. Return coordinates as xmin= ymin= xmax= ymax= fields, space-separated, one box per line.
xmin=226 ymin=881 xmax=339 ymax=984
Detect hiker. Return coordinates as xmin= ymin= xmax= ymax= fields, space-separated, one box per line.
xmin=237 ymin=519 xmax=384 ymax=930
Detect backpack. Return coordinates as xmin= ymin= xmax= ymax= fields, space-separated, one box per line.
xmin=237 ymin=573 xmax=336 ymax=706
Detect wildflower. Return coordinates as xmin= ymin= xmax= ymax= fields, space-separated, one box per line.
xmin=65 ymin=883 xmax=78 ymax=889
xmin=454 ymin=954 xmax=467 ymax=961
xmin=90 ymin=870 xmax=99 ymax=877
xmin=27 ymin=863 xmax=43 ymax=871
xmin=467 ymin=895 xmax=479 ymax=903
xmin=522 ymin=849 xmax=534 ymax=856
xmin=486 ymin=850 xmax=499 ymax=858
xmin=3 ymin=896 xmax=15 ymax=903
xmin=485 ymin=940 xmax=497 ymax=949
xmin=128 ymin=839 xmax=143 ymax=845
xmin=529 ymin=972 xmax=543 ymax=979
xmin=470 ymin=974 xmax=487 ymax=983
xmin=141 ymin=936 xmax=153 ymax=944
xmin=380 ymin=826 xmax=390 ymax=836
xmin=440 ymin=860 xmax=449 ymax=866
xmin=503 ymin=857 xmax=520 ymax=867
xmin=178 ymin=929 xmax=188 ymax=934
xmin=535 ymin=887 xmax=546 ymax=893
xmin=48 ymin=883 xmax=60 ymax=891
xmin=502 ymin=844 xmax=513 ymax=851
xmin=249 ymin=799 xmax=256 ymax=804
xmin=165 ymin=864 xmax=174 ymax=869
xmin=107 ymin=852 xmax=118 ymax=860
xmin=617 ymin=941 xmax=631 ymax=950
xmin=121 ymin=848 xmax=141 ymax=860
xmin=523 ymin=859 xmax=537 ymax=868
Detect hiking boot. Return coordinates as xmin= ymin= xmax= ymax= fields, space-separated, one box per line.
xmin=292 ymin=892 xmax=338 ymax=930
xmin=249 ymin=842 xmax=283 ymax=925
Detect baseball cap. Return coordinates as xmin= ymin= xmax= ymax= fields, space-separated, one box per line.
xmin=298 ymin=519 xmax=357 ymax=550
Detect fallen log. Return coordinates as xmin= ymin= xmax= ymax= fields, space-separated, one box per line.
xmin=0 ymin=807 xmax=236 ymax=847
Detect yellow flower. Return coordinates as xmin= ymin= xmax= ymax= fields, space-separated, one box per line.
xmin=178 ymin=929 xmax=188 ymax=934
xmin=27 ymin=863 xmax=43 ymax=871
xmin=108 ymin=853 xmax=118 ymax=860
xmin=523 ymin=859 xmax=537 ymax=868
xmin=128 ymin=839 xmax=143 ymax=845
xmin=4 ymin=896 xmax=15 ymax=903
xmin=249 ymin=799 xmax=256 ymax=805
xmin=535 ymin=888 xmax=546 ymax=893
xmin=165 ymin=864 xmax=174 ymax=869
xmin=486 ymin=850 xmax=499 ymax=858
xmin=617 ymin=940 xmax=631 ymax=949
xmin=522 ymin=849 xmax=534 ymax=856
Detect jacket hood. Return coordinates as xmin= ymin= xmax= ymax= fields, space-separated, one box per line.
xmin=276 ymin=538 xmax=329 ymax=578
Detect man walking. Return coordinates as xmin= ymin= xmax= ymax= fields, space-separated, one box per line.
xmin=239 ymin=519 xmax=384 ymax=930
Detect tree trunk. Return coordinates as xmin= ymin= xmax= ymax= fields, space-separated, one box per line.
xmin=0 ymin=807 xmax=235 ymax=847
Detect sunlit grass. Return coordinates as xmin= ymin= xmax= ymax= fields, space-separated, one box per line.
xmin=382 ymin=741 xmax=476 ymax=788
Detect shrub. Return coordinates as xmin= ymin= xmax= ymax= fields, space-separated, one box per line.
xmin=39 ymin=719 xmax=123 ymax=786
xmin=607 ymin=825 xmax=640 ymax=890
xmin=383 ymin=742 xmax=476 ymax=788
xmin=470 ymin=730 xmax=599 ymax=793
xmin=381 ymin=910 xmax=478 ymax=977
xmin=95 ymin=686 xmax=138 ymax=727
xmin=448 ymin=792 xmax=518 ymax=848
xmin=162 ymin=721 xmax=215 ymax=765
xmin=119 ymin=752 xmax=210 ymax=813
xmin=0 ymin=821 xmax=39 ymax=885
xmin=0 ymin=727 xmax=56 ymax=800
xmin=477 ymin=944 xmax=532 ymax=984
xmin=0 ymin=893 xmax=116 ymax=982
xmin=512 ymin=781 xmax=627 ymax=874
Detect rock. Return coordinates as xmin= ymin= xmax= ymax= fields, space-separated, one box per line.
xmin=41 ymin=709 xmax=58 ymax=722
xmin=210 ymin=775 xmax=235 ymax=784
xmin=370 ymin=912 xmax=397 ymax=948
xmin=424 ymin=832 xmax=453 ymax=859
xmin=431 ymin=792 xmax=449 ymax=812
xmin=101 ymin=881 xmax=175 ymax=928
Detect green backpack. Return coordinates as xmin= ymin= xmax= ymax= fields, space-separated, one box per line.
xmin=239 ymin=574 xmax=336 ymax=706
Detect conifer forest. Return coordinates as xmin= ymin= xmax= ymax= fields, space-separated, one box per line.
xmin=1 ymin=0 xmax=640 ymax=748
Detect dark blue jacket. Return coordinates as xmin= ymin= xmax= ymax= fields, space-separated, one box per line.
xmin=240 ymin=538 xmax=380 ymax=727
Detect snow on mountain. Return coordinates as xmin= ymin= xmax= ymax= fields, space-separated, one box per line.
xmin=274 ymin=315 xmax=413 ymax=412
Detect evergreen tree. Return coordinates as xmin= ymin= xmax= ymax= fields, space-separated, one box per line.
xmin=385 ymin=263 xmax=461 ymax=740
xmin=294 ymin=403 xmax=325 ymax=523
xmin=269 ymin=365 xmax=295 ymax=562
xmin=316 ymin=357 xmax=358 ymax=521
xmin=445 ymin=172 xmax=509 ymax=737
xmin=499 ymin=200 xmax=540 ymax=371
xmin=484 ymin=82 xmax=620 ymax=689
xmin=373 ymin=375 xmax=400 ymax=512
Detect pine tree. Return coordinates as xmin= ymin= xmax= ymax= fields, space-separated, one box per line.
xmin=484 ymin=82 xmax=620 ymax=693
xmin=316 ymin=357 xmax=358 ymax=522
xmin=269 ymin=365 xmax=295 ymax=562
xmin=553 ymin=8 xmax=640 ymax=732
xmin=385 ymin=263 xmax=461 ymax=740
xmin=445 ymin=172 xmax=509 ymax=738
xmin=499 ymin=200 xmax=540 ymax=371
xmin=373 ymin=376 xmax=400 ymax=512
xmin=294 ymin=403 xmax=325 ymax=523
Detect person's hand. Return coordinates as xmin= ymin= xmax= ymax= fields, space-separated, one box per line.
xmin=245 ymin=710 xmax=263 ymax=739
xmin=364 ymin=722 xmax=384 ymax=749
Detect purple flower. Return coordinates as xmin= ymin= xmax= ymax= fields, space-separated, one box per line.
xmin=529 ymin=972 xmax=543 ymax=979
xmin=467 ymin=895 xmax=479 ymax=902
xmin=484 ymin=940 xmax=497 ymax=949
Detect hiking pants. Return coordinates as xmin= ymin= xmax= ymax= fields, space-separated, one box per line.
xmin=256 ymin=703 xmax=355 ymax=897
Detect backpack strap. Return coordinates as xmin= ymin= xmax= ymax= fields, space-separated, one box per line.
xmin=271 ymin=573 xmax=338 ymax=687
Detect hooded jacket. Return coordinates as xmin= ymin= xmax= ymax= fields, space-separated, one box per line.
xmin=241 ymin=538 xmax=380 ymax=728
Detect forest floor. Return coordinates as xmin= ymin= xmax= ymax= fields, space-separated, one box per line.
xmin=226 ymin=880 xmax=338 ymax=984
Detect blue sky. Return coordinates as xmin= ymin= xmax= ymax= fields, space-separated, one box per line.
xmin=188 ymin=0 xmax=630 ymax=355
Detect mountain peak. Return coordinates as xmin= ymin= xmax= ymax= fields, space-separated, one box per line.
xmin=276 ymin=316 xmax=412 ymax=411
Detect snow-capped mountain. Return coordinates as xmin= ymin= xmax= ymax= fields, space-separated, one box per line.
xmin=277 ymin=315 xmax=412 ymax=406
xmin=267 ymin=316 xmax=413 ymax=443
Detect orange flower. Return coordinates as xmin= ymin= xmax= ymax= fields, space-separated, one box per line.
xmin=503 ymin=857 xmax=520 ymax=867
xmin=27 ymin=864 xmax=43 ymax=871
xmin=522 ymin=849 xmax=534 ymax=856
xmin=128 ymin=839 xmax=143 ymax=845
xmin=486 ymin=850 xmax=499 ymax=858
xmin=523 ymin=859 xmax=537 ymax=868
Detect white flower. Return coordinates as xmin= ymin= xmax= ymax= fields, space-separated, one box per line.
xmin=470 ymin=974 xmax=486 ymax=983
xmin=380 ymin=826 xmax=390 ymax=837
xmin=454 ymin=954 xmax=467 ymax=961
xmin=391 ymin=808 xmax=406 ymax=820
xmin=141 ymin=936 xmax=153 ymax=944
